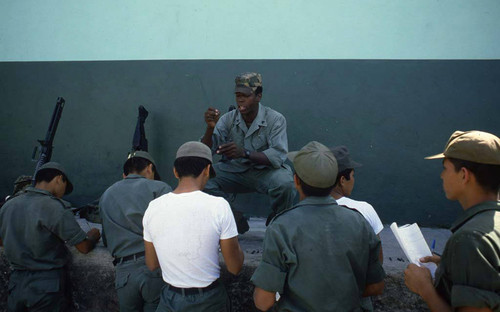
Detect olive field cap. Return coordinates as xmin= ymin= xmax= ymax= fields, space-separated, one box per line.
xmin=35 ymin=162 xmax=73 ymax=195
xmin=128 ymin=151 xmax=157 ymax=168
xmin=235 ymin=72 xmax=262 ymax=96
xmin=128 ymin=150 xmax=162 ymax=181
xmin=288 ymin=141 xmax=338 ymax=188
xmin=176 ymin=141 xmax=216 ymax=178
xmin=329 ymin=145 xmax=362 ymax=173
xmin=425 ymin=130 xmax=500 ymax=165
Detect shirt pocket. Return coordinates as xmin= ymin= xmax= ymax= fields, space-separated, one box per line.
xmin=251 ymin=132 xmax=268 ymax=151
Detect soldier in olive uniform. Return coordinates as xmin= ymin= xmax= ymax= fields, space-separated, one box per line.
xmin=252 ymin=141 xmax=385 ymax=311
xmin=99 ymin=151 xmax=172 ymax=312
xmin=201 ymin=72 xmax=297 ymax=233
xmin=405 ymin=130 xmax=500 ymax=311
xmin=0 ymin=162 xmax=101 ymax=312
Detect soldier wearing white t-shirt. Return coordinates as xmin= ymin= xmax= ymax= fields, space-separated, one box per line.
xmin=329 ymin=145 xmax=384 ymax=312
xmin=143 ymin=141 xmax=244 ymax=312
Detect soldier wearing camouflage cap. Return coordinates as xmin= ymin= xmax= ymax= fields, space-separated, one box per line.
xmin=201 ymin=72 xmax=297 ymax=233
xmin=404 ymin=130 xmax=500 ymax=311
xmin=0 ymin=161 xmax=101 ymax=311
xmin=99 ymin=150 xmax=172 ymax=312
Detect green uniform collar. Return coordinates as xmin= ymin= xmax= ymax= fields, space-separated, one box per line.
xmin=450 ymin=201 xmax=500 ymax=233
xmin=125 ymin=174 xmax=146 ymax=180
xmin=26 ymin=186 xmax=53 ymax=197
xmin=235 ymin=103 xmax=267 ymax=137
xmin=272 ymin=196 xmax=337 ymax=222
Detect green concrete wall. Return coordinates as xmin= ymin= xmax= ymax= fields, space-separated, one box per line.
xmin=1 ymin=60 xmax=499 ymax=226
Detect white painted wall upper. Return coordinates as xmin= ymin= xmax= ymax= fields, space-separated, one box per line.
xmin=1 ymin=0 xmax=499 ymax=61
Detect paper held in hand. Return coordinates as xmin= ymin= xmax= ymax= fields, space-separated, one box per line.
xmin=390 ymin=222 xmax=437 ymax=278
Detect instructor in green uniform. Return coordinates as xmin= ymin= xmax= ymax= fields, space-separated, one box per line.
xmin=405 ymin=130 xmax=500 ymax=312
xmin=100 ymin=151 xmax=172 ymax=312
xmin=201 ymin=72 xmax=296 ymax=233
xmin=0 ymin=162 xmax=101 ymax=312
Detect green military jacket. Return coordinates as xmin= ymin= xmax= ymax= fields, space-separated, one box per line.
xmin=0 ymin=187 xmax=87 ymax=270
xmin=99 ymin=174 xmax=172 ymax=258
xmin=251 ymin=196 xmax=385 ymax=311
xmin=434 ymin=200 xmax=500 ymax=311
xmin=211 ymin=103 xmax=289 ymax=172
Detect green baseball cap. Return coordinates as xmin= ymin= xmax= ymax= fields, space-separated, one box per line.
xmin=176 ymin=141 xmax=216 ymax=178
xmin=128 ymin=151 xmax=162 ymax=180
xmin=425 ymin=130 xmax=500 ymax=165
xmin=35 ymin=162 xmax=74 ymax=195
xmin=235 ymin=72 xmax=262 ymax=96
xmin=288 ymin=141 xmax=338 ymax=188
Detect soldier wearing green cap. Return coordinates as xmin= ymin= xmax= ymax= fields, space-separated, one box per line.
xmin=99 ymin=151 xmax=172 ymax=312
xmin=0 ymin=162 xmax=101 ymax=311
xmin=404 ymin=130 xmax=500 ymax=312
xmin=201 ymin=72 xmax=296 ymax=233
xmin=251 ymin=141 xmax=385 ymax=311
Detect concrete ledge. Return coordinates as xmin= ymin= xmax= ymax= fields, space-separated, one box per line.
xmin=0 ymin=218 xmax=451 ymax=311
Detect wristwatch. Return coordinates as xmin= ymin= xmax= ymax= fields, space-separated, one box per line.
xmin=244 ymin=149 xmax=251 ymax=159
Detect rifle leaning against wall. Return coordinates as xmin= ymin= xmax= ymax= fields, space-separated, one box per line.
xmin=31 ymin=97 xmax=65 ymax=185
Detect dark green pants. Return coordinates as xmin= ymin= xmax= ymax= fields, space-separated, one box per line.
xmin=8 ymin=268 xmax=69 ymax=312
xmin=204 ymin=163 xmax=297 ymax=215
xmin=115 ymin=258 xmax=165 ymax=312
xmin=156 ymin=281 xmax=231 ymax=312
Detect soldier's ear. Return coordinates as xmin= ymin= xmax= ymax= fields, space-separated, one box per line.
xmin=173 ymin=167 xmax=180 ymax=179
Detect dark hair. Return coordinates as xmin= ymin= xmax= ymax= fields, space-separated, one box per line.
xmin=297 ymin=175 xmax=334 ymax=197
xmin=448 ymin=158 xmax=500 ymax=193
xmin=123 ymin=157 xmax=153 ymax=176
xmin=255 ymin=86 xmax=263 ymax=95
xmin=35 ymin=169 xmax=66 ymax=184
xmin=334 ymin=169 xmax=353 ymax=186
xmin=174 ymin=156 xmax=211 ymax=178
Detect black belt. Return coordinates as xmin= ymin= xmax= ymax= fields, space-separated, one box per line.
xmin=113 ymin=251 xmax=145 ymax=266
xmin=166 ymin=280 xmax=219 ymax=296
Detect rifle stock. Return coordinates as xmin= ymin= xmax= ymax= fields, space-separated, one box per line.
xmin=132 ymin=105 xmax=149 ymax=152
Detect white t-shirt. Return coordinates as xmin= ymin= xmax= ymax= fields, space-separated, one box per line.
xmin=143 ymin=190 xmax=238 ymax=288
xmin=336 ymin=196 xmax=384 ymax=235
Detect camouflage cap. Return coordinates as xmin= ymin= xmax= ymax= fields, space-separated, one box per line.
xmin=288 ymin=141 xmax=338 ymax=188
xmin=425 ymin=130 xmax=500 ymax=165
xmin=235 ymin=72 xmax=262 ymax=96
xmin=14 ymin=175 xmax=32 ymax=185
xmin=13 ymin=175 xmax=32 ymax=195
xmin=35 ymin=162 xmax=74 ymax=195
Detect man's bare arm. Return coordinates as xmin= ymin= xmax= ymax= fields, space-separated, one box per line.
xmin=220 ymin=236 xmax=244 ymax=275
xmin=144 ymin=240 xmax=160 ymax=271
xmin=253 ymin=287 xmax=276 ymax=311
xmin=74 ymin=228 xmax=101 ymax=254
